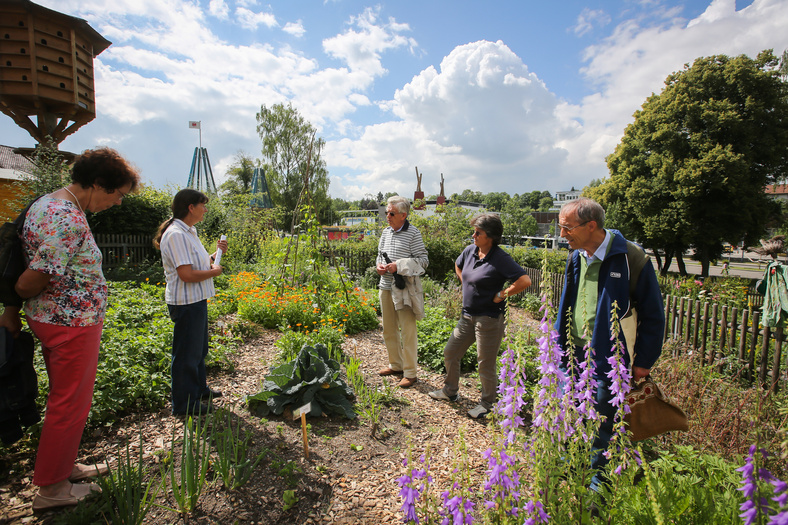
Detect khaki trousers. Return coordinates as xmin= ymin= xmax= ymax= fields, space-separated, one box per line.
xmin=379 ymin=289 xmax=418 ymax=378
xmin=443 ymin=314 xmax=506 ymax=408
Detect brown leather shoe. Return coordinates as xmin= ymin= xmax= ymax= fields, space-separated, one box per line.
xmin=398 ymin=377 xmax=418 ymax=388
xmin=379 ymin=367 xmax=404 ymax=377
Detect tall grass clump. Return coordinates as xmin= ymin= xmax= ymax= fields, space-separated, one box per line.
xmin=97 ymin=430 xmax=161 ymax=525
xmin=163 ymin=415 xmax=212 ymax=518
xmin=211 ymin=408 xmax=267 ymax=490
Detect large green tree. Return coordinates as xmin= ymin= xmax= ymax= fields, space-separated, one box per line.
xmin=256 ymin=103 xmax=330 ymax=230
xmin=219 ymin=151 xmax=258 ymax=196
xmin=590 ymin=50 xmax=788 ymax=277
xmin=482 ymin=191 xmax=510 ymax=211
xmin=501 ymin=200 xmax=538 ymax=242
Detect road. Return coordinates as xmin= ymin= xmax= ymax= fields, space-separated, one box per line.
xmin=648 ymin=250 xmax=779 ymax=280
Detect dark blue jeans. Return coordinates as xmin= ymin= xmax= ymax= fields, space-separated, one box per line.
xmin=590 ymin=378 xmax=616 ymax=492
xmin=560 ymin=365 xmax=616 ymax=492
xmin=168 ymin=300 xmax=209 ymax=414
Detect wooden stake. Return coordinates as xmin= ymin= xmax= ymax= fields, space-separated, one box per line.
xmin=301 ymin=412 xmax=309 ymax=458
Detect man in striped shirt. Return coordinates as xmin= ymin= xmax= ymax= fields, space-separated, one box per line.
xmin=376 ymin=196 xmax=429 ymax=388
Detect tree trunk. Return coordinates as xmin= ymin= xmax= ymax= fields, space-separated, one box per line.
xmin=660 ymin=249 xmax=674 ymax=276
xmin=652 ymin=249 xmax=663 ymax=271
xmin=698 ymin=252 xmax=710 ymax=277
xmin=676 ymin=253 xmax=688 ymax=276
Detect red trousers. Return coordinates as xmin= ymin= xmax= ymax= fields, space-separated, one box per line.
xmin=27 ymin=319 xmax=103 ymax=487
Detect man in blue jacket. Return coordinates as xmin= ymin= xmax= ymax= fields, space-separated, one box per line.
xmin=555 ymin=197 xmax=665 ymax=491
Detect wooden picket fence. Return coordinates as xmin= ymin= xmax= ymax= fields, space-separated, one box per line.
xmin=662 ymin=294 xmax=785 ymax=391
xmin=94 ymin=234 xmax=157 ymax=268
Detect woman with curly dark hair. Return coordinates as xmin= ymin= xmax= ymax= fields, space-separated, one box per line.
xmin=7 ymin=147 xmax=139 ymax=511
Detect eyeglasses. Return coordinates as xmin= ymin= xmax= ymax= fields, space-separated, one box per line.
xmin=472 ymin=230 xmax=486 ymax=237
xmin=117 ymin=188 xmax=129 ymax=201
xmin=386 ymin=211 xmax=400 ymax=217
xmin=558 ymin=221 xmax=588 ymax=233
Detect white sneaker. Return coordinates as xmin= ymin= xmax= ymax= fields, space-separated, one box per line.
xmin=467 ymin=404 xmax=490 ymax=419
xmin=428 ymin=389 xmax=458 ymax=402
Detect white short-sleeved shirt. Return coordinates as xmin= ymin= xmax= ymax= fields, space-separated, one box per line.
xmin=160 ymin=219 xmax=215 ymax=305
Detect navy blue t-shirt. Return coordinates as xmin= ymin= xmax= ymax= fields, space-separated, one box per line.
xmin=456 ymin=244 xmax=527 ymax=318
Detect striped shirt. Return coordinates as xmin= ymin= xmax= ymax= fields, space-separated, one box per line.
xmin=160 ymin=219 xmax=216 ymax=305
xmin=376 ymin=220 xmax=429 ymax=290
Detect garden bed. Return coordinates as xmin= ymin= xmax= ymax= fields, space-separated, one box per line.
xmin=1 ymin=309 xmax=541 ymax=524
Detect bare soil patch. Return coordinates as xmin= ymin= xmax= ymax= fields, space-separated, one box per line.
xmin=0 ymin=308 xmax=540 ymax=524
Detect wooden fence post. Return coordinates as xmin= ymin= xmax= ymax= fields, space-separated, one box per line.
xmin=749 ymin=311 xmax=760 ymax=381
xmin=708 ymin=303 xmax=718 ymax=366
xmin=729 ymin=307 xmax=739 ymax=366
xmin=771 ymin=327 xmax=783 ymax=393
xmin=700 ymin=302 xmax=710 ymax=365
xmin=759 ymin=325 xmax=771 ymax=387
xmin=677 ymin=297 xmax=686 ymax=345
xmin=717 ymin=306 xmax=727 ymax=372
xmin=663 ymin=295 xmax=671 ymax=343
xmin=692 ymin=300 xmax=701 ymax=351
xmin=737 ymin=309 xmax=748 ymax=364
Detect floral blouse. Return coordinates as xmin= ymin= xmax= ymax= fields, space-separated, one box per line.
xmin=22 ymin=196 xmax=107 ymax=327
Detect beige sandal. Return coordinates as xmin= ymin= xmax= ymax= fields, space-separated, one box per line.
xmin=32 ymin=482 xmax=100 ymax=511
xmin=69 ymin=463 xmax=109 ymax=482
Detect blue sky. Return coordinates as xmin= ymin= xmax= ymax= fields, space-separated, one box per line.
xmin=1 ymin=0 xmax=785 ymax=200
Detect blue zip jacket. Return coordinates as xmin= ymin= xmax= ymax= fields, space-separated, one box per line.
xmin=555 ymin=230 xmax=665 ymax=378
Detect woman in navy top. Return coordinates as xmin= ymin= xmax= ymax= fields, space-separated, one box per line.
xmin=428 ymin=213 xmax=531 ymax=419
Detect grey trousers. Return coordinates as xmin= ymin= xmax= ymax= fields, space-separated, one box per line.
xmin=443 ymin=313 xmax=506 ymax=408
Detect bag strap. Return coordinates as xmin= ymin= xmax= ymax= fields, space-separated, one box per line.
xmin=626 ymin=240 xmax=648 ymax=300
xmin=13 ymin=196 xmax=43 ymax=232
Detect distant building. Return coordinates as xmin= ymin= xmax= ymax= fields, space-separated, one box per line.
xmin=551 ymin=188 xmax=582 ymax=211
xmin=765 ymin=184 xmax=788 ymax=201
xmin=337 ymin=209 xmax=378 ymax=227
xmin=0 ymin=145 xmax=33 ymax=221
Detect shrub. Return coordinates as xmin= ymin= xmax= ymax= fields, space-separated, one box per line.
xmin=507 ymin=245 xmax=568 ymax=273
xmin=659 ymin=275 xmax=751 ymax=308
xmin=235 ymin=275 xmax=377 ymax=335
xmin=417 ymin=307 xmax=478 ymax=373
xmin=275 ymin=326 xmax=345 ymax=362
xmin=246 ymin=344 xmax=356 ymax=419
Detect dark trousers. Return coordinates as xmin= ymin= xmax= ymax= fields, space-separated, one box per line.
xmin=168 ymin=300 xmax=209 ymax=414
xmin=590 ymin=378 xmax=616 ymax=492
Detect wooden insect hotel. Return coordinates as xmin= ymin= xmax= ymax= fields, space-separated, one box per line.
xmin=0 ymin=0 xmax=111 ymax=146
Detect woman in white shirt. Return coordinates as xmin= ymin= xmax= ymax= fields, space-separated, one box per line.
xmin=154 ymin=189 xmax=227 ymax=415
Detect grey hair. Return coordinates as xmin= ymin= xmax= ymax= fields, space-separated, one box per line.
xmin=387 ymin=195 xmax=411 ymax=215
xmin=563 ymin=197 xmax=605 ymax=229
xmin=470 ymin=212 xmax=503 ymax=246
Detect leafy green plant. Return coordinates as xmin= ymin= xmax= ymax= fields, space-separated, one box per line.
xmin=89 ymin=283 xmax=173 ymax=423
xmin=417 ymin=307 xmax=478 ymax=372
xmin=163 ymin=415 xmax=212 ymax=516
xmin=346 ymin=354 xmax=384 ymax=435
xmin=270 ymin=458 xmax=303 ymax=489
xmin=274 ymin=325 xmax=345 ymax=362
xmin=247 ymin=344 xmax=356 ymax=419
xmin=510 ymin=290 xmax=543 ymax=316
xmin=211 ymin=409 xmax=268 ymax=490
xmin=282 ymin=489 xmax=299 ymax=511
xmin=608 ymin=445 xmax=743 ymax=523
xmin=96 ymin=430 xmax=161 ymax=525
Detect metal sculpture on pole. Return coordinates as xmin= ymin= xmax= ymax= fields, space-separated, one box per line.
xmin=187 ymin=120 xmax=217 ymax=193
